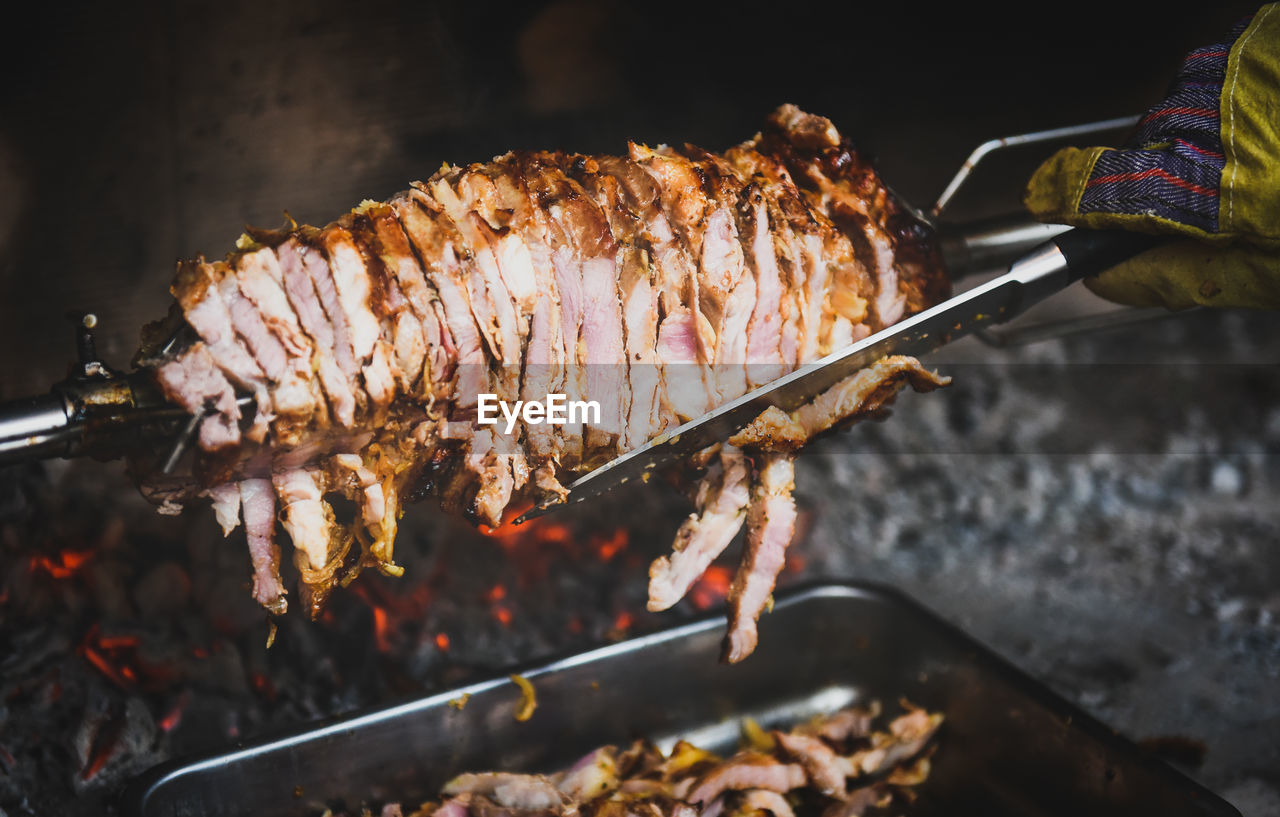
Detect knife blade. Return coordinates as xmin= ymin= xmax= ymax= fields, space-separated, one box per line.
xmin=515 ymin=230 xmax=1159 ymax=524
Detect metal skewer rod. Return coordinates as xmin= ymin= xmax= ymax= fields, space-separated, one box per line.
xmin=931 ymin=115 xmax=1140 ymax=218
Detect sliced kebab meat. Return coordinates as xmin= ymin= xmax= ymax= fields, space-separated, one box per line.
xmin=128 ymin=105 xmax=950 ymax=661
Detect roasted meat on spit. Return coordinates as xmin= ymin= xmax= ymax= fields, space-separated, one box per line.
xmin=118 ymin=105 xmax=951 ymax=659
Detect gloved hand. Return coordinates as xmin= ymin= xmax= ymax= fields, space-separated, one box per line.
xmin=1024 ymin=5 xmax=1280 ymax=310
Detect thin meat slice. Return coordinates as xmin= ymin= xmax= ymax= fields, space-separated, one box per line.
xmin=485 ymin=159 xmax=569 ymax=492
xmin=548 ymin=243 xmax=586 ymax=465
xmin=155 ymin=342 xmax=241 ymax=450
xmin=171 ymin=259 xmax=273 ymax=439
xmin=390 ymin=310 xmax=427 ymax=394
xmin=553 ymin=747 xmax=620 ymax=801
xmin=332 ymin=452 xmax=402 ymax=566
xmin=686 ymin=753 xmax=806 ymax=805
xmin=677 ymin=146 xmax=757 ymax=402
xmin=218 ymin=269 xmax=291 ymax=384
xmin=615 ymin=245 xmax=663 ymax=448
xmin=204 ymin=482 xmax=242 ymax=536
xmin=629 ymin=146 xmax=722 ymax=407
xmin=272 ymin=467 xmax=343 ymax=616
xmin=318 ymin=226 xmax=382 ymax=367
xmin=798 ymin=703 xmax=880 ymax=742
xmin=318 ymin=226 xmax=396 ymax=410
xmin=740 ymin=790 xmax=795 ymax=817
xmin=723 ymin=146 xmax=823 ymax=367
xmin=630 ymin=144 xmax=718 ymax=365
xmin=796 ymin=232 xmax=831 ymax=362
xmin=442 ymin=773 xmax=567 ymax=810
xmin=594 ymin=154 xmax=710 ymax=422
xmin=299 ymin=229 xmax=366 ymax=421
xmin=579 ymin=251 xmax=628 ymax=448
xmin=648 ymin=446 xmax=750 ymax=611
xmin=723 ymin=452 xmax=797 ymax=663
xmin=517 ymin=154 xmax=626 ymax=450
xmin=847 ymin=709 xmax=944 ymax=778
xmin=468 ymin=429 xmax=518 ymax=528
xmin=701 ymin=204 xmax=754 ymax=401
xmin=349 ymin=212 xmax=428 ymax=395
xmin=393 ymin=193 xmax=487 ymax=411
xmin=366 ymin=206 xmax=453 ymax=396
xmin=773 ymin=731 xmax=846 ymax=796
xmin=238 ymin=478 xmax=286 ymax=614
xmin=655 ymin=306 xmax=710 ymax=422
xmin=571 ymin=162 xmax=664 ymax=450
xmin=275 ymin=238 xmax=359 ymax=428
xmin=217 ymin=257 xmax=317 ymax=434
xmin=821 ymin=784 xmax=890 ymax=817
xmin=235 ymin=247 xmax=324 ymax=435
xmin=425 ymin=176 xmax=525 ymax=371
xmin=236 ymin=248 xmax=313 ymax=362
xmin=738 ymin=187 xmax=787 ymax=386
xmin=451 ymin=166 xmax=539 ymax=322
xmin=730 ymin=356 xmax=951 ymax=452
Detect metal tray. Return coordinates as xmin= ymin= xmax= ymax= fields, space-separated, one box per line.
xmin=122 ymin=582 xmax=1239 ymax=817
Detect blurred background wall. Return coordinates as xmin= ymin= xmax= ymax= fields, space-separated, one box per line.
xmin=0 ymin=0 xmax=1257 ymax=393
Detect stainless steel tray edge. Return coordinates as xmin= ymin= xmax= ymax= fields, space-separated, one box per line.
xmin=120 ymin=581 xmax=1241 ymax=817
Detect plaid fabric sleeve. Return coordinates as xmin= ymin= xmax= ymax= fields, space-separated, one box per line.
xmin=1076 ymin=16 xmax=1256 ymax=233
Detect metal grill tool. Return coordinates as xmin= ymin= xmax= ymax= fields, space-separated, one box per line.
xmin=0 ymin=117 xmax=1174 ymax=483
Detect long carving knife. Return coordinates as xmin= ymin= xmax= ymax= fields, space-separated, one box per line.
xmin=515 ymin=229 xmax=1160 ymax=524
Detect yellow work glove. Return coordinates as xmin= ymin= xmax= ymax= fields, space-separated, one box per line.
xmin=1024 ymin=5 xmax=1280 ymax=310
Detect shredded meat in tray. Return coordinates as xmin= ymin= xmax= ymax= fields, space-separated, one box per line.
xmin=346 ymin=703 xmax=943 ymax=817
xmin=129 ymin=105 xmax=951 ymax=660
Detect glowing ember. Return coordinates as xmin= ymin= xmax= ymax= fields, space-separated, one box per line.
xmin=434 ymin=632 xmax=451 ymax=651
xmin=159 ymin=709 xmax=182 ymax=732
xmin=592 ymin=529 xmax=628 ymax=562
xmin=82 ymin=647 xmax=130 ymax=689
xmin=159 ymin=694 xmax=189 ymax=733
xmin=249 ymin=672 xmax=276 ymax=700
xmin=493 ymin=605 xmax=513 ymax=627
xmin=477 ymin=502 xmax=535 ymax=542
xmin=613 ymin=611 xmax=633 ymax=631
xmin=479 ymin=502 xmax=575 ymax=552
xmin=690 ymin=565 xmax=733 ymax=611
xmin=372 ymin=607 xmax=393 ymax=652
xmin=476 ymin=501 xmax=635 ymax=593
xmin=78 ymin=626 xmax=141 ymax=690
xmin=80 ymin=731 xmax=117 ymax=782
xmin=96 ymin=634 xmax=139 ymax=650
xmin=485 ymin=583 xmax=507 ymax=602
xmin=33 ymin=549 xmax=94 ymax=580
xmin=347 ymin=574 xmax=432 ymax=653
